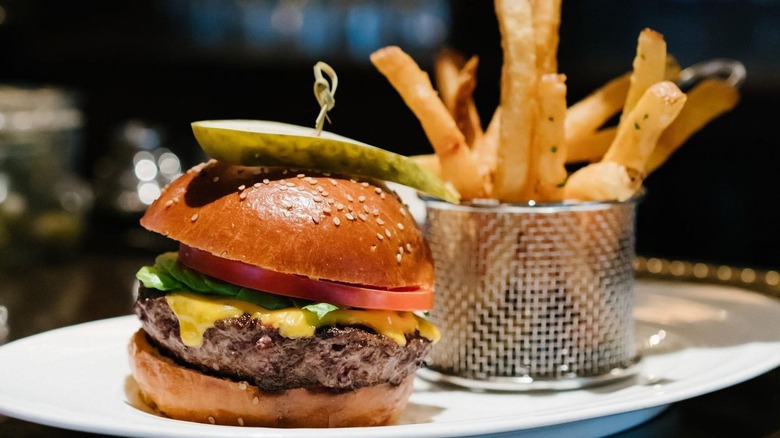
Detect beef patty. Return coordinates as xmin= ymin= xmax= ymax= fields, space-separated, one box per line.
xmin=134 ymin=287 xmax=433 ymax=392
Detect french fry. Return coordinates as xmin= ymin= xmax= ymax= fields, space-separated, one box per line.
xmin=647 ymin=79 xmax=739 ymax=172
xmin=533 ymin=74 xmax=568 ymax=200
xmin=493 ymin=0 xmax=537 ymax=202
xmin=565 ymin=74 xmax=629 ymax=144
xmin=434 ymin=48 xmax=466 ymax=112
xmin=565 ymin=55 xmax=681 ymax=146
xmin=564 ymin=161 xmax=642 ymax=202
xmin=603 ymin=81 xmax=687 ymax=172
xmin=565 ymin=81 xmax=686 ymax=202
xmin=411 ymin=154 xmax=442 ymax=178
xmin=370 ymin=46 xmax=486 ymax=199
xmin=472 ymin=107 xmax=501 ymax=176
xmin=532 ymin=0 xmax=562 ymax=74
xmin=565 ymin=128 xmax=616 ymax=164
xmin=622 ymin=29 xmax=667 ymax=121
xmin=452 ymin=56 xmax=483 ymax=146
xmin=434 ymin=49 xmax=483 ymax=146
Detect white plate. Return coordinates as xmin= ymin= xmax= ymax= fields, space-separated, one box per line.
xmin=1 ymin=280 xmax=779 ymax=438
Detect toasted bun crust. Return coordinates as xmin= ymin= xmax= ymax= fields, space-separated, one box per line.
xmin=141 ymin=161 xmax=433 ymax=289
xmin=128 ymin=330 xmax=414 ymax=427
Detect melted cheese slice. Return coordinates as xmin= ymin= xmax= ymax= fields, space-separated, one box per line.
xmin=166 ymin=292 xmax=440 ymax=348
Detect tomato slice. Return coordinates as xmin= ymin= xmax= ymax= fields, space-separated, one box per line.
xmin=178 ymin=245 xmax=434 ymax=311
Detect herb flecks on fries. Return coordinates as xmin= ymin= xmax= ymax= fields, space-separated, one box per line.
xmin=373 ymin=4 xmax=740 ymax=203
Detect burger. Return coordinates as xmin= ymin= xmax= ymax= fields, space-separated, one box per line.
xmin=128 ymin=160 xmax=439 ymax=427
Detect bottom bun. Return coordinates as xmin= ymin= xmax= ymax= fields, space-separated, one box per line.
xmin=128 ymin=329 xmax=415 ymax=428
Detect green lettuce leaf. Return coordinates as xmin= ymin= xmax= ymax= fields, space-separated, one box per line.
xmin=136 ymin=252 xmax=338 ymax=315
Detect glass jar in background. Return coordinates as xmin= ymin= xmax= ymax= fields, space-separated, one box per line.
xmin=0 ymin=85 xmax=93 ymax=267
xmin=91 ymin=120 xmax=183 ymax=252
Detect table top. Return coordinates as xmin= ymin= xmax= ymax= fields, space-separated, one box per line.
xmin=0 ymin=254 xmax=778 ymax=437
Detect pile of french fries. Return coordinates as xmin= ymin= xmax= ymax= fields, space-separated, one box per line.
xmin=371 ymin=1 xmax=740 ymax=203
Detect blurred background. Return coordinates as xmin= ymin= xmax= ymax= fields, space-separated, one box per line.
xmin=0 ymin=0 xmax=778 ymax=269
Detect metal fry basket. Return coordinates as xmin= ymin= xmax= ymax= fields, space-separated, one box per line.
xmin=418 ymin=198 xmax=642 ymax=391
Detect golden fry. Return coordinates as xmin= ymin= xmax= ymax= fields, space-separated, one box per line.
xmin=472 ymin=106 xmax=501 ymax=178
xmin=565 ymin=128 xmax=616 ymax=164
xmin=565 ymin=73 xmax=629 ymax=145
xmin=648 ymin=79 xmax=739 ymax=172
xmin=493 ymin=0 xmax=537 ymax=202
xmin=622 ymin=29 xmax=667 ymax=120
xmin=452 ymin=56 xmax=483 ymax=146
xmin=434 ymin=47 xmax=466 ymax=112
xmin=563 ymin=161 xmax=642 ymax=202
xmin=565 ymin=55 xmax=680 ymax=145
xmin=604 ymin=81 xmax=687 ymax=172
xmin=411 ymin=154 xmax=442 ymax=178
xmin=370 ymin=46 xmax=486 ymax=199
xmin=532 ymin=0 xmax=562 ymax=74
xmin=532 ymin=74 xmax=568 ymax=201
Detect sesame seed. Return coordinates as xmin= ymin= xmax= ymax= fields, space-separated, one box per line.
xmin=278 ymin=186 xmax=287 ymax=191
xmin=326 ymin=198 xmax=335 ymax=205
xmin=253 ymin=182 xmax=261 ymax=188
xmin=263 ymin=179 xmax=270 ymax=184
xmin=307 ymin=178 xmax=318 ymax=185
xmin=310 ymin=190 xmax=318 ymax=196
xmin=399 ymin=208 xmax=407 ymax=216
xmin=380 ymin=193 xmax=386 ymax=199
xmin=238 ymin=185 xmax=246 ymax=191
xmin=321 ymin=191 xmax=329 ymax=197
xmin=346 ymin=194 xmax=354 ymax=202
xmin=238 ymin=381 xmax=247 ymax=390
xmin=323 ymin=207 xmax=332 ymax=214
xmin=347 ymin=205 xmax=354 ymax=212
xmin=350 ymin=179 xmax=357 ymax=183
xmin=329 ymin=179 xmax=338 ymax=186
xmin=358 ymin=195 xmax=366 ymax=203
xmin=372 ymin=208 xmax=380 ymax=216
xmin=398 ymin=246 xmax=404 ymax=254
xmin=282 ymin=170 xmax=289 ymax=174
xmin=358 ymin=213 xmax=368 ymax=221
xmin=385 ymin=228 xmax=392 ymax=238
xmin=297 ymin=173 xmax=305 ymax=178
xmin=377 ymin=233 xmax=384 ymax=241
xmin=376 ymin=218 xmax=385 ymax=225
xmin=312 ymin=215 xmax=320 ymax=224
xmin=406 ymin=243 xmax=413 ymax=253
xmin=363 ymin=205 xmax=370 ymax=213
xmin=238 ymin=418 xmax=244 ymax=426
xmin=361 ymin=182 xmax=369 ymax=188
xmin=371 ymin=245 xmax=377 ymax=252
xmin=191 ymin=214 xmax=199 ymax=222
xmin=313 ymin=196 xmax=323 ymax=202
xmin=333 ymin=217 xmax=341 ymax=226
xmin=375 ymin=187 xmax=382 ymax=194
xmin=397 ymin=223 xmax=405 ymax=230
xmin=253 ymin=397 xmax=259 ymax=405
xmin=336 ymin=203 xmax=344 ymax=211
xmin=172 ymin=197 xmax=179 ymax=203
xmin=212 ymin=176 xmax=220 ymax=182
xmin=239 ymin=192 xmax=247 ymax=200
xmin=208 ymin=417 xmax=215 ymax=424
xmin=396 ymin=253 xmax=402 ymax=263
xmin=286 ymin=182 xmax=295 ymax=187
xmin=323 ymin=172 xmax=331 ymax=176
xmin=316 ymin=186 xmax=324 ymax=192
xmin=298 ymin=186 xmax=306 ymax=191
xmin=164 ymin=199 xmax=173 ymax=208
xmin=345 ymin=213 xmax=355 ymax=221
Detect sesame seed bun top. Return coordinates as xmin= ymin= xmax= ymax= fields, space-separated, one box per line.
xmin=140 ymin=160 xmax=434 ymax=289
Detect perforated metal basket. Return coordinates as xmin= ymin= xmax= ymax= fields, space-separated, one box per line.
xmin=418 ymin=198 xmax=641 ymax=390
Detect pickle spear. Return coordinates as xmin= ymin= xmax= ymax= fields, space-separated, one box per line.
xmin=191 ymin=120 xmax=459 ymax=203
